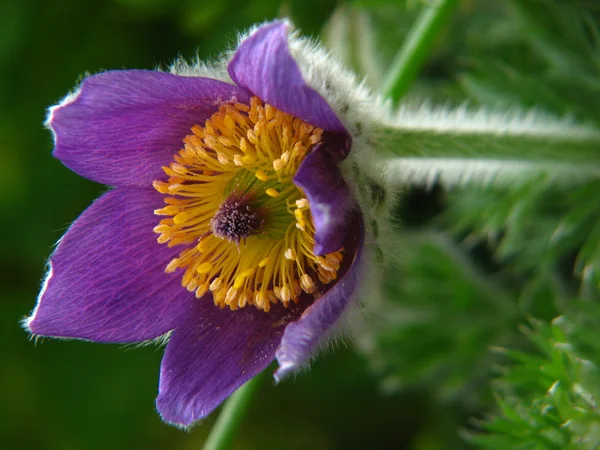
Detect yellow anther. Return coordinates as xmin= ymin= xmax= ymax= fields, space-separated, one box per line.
xmin=300 ymin=274 xmax=316 ymax=293
xmin=218 ymin=136 xmax=234 ymax=147
xmin=318 ymin=271 xmax=336 ymax=284
xmin=203 ymin=136 xmax=217 ymax=149
xmin=191 ymin=124 xmax=204 ymax=137
xmin=255 ymin=170 xmax=269 ymax=181
xmin=167 ymin=184 xmax=182 ymax=194
xmin=152 ymin=180 xmax=169 ymax=194
xmin=266 ymin=188 xmax=280 ymax=197
xmin=196 ymin=262 xmax=213 ymax=274
xmin=186 ymin=279 xmax=198 ymax=292
xmin=235 ymin=102 xmax=250 ymax=112
xmin=254 ymin=291 xmax=268 ymax=310
xmin=196 ymin=283 xmax=209 ymax=298
xmin=209 ymin=277 xmax=222 ymax=292
xmin=325 ymin=254 xmax=342 ymax=269
xmin=154 ymin=205 xmax=179 ymax=216
xmin=258 ymin=257 xmax=271 ymax=268
xmin=234 ymin=268 xmax=256 ymax=289
xmin=296 ymin=198 xmax=309 ymax=209
xmin=291 ymin=142 xmax=305 ymax=157
xmin=242 ymin=154 xmax=255 ymax=165
xmin=238 ymin=290 xmax=251 ymax=308
xmin=316 ymin=257 xmax=336 ymax=272
xmin=280 ymin=285 xmax=291 ymax=303
xmin=173 ymin=211 xmax=190 ymax=225
xmin=284 ymin=248 xmax=296 ymax=260
xmin=157 ymin=234 xmax=170 ymax=244
xmin=225 ymin=287 xmax=239 ymax=305
xmin=162 ymin=166 xmax=177 ymax=177
xmin=295 ymin=214 xmax=306 ymax=231
xmin=171 ymin=163 xmax=187 ymax=175
xmin=165 ymin=258 xmax=180 ymax=273
xmin=196 ymin=239 xmax=210 ymax=253
xmin=214 ymin=288 xmax=227 ymax=306
xmin=309 ymin=134 xmax=321 ymax=145
xmin=224 ymin=115 xmax=236 ymax=133
xmin=217 ymin=153 xmax=230 ymax=165
xmin=294 ymin=208 xmax=305 ymax=222
xmin=247 ymin=129 xmax=258 ymax=144
xmin=233 ymin=154 xmax=244 ymax=166
xmin=241 ymin=267 xmax=256 ymax=278
xmin=265 ymin=104 xmax=275 ymax=120
xmin=240 ymin=137 xmax=253 ymax=154
xmin=273 ymin=158 xmax=285 ymax=171
xmin=153 ymin=224 xmax=169 ymax=234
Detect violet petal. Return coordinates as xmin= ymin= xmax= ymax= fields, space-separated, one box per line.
xmin=293 ymin=143 xmax=353 ymax=255
xmin=156 ymin=299 xmax=299 ymax=427
xmin=26 ymin=188 xmax=194 ymax=342
xmin=275 ymin=212 xmax=364 ymax=381
xmin=228 ymin=21 xmax=347 ymax=133
xmin=50 ymin=70 xmax=251 ymax=187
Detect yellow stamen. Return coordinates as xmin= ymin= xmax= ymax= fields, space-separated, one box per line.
xmin=152 ymin=96 xmax=345 ymax=312
xmin=255 ymin=170 xmax=268 ymax=181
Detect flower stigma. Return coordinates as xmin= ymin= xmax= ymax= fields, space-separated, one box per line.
xmin=153 ymin=97 xmax=344 ymax=312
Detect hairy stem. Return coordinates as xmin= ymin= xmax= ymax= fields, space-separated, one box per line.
xmin=375 ymin=108 xmax=600 ymax=186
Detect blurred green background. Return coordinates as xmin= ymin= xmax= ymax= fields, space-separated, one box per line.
xmin=3 ymin=0 xmax=600 ymax=449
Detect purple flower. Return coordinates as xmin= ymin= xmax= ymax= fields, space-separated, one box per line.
xmin=24 ymin=20 xmax=383 ymax=427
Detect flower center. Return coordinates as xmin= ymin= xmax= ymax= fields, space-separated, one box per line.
xmin=211 ymin=195 xmax=264 ymax=243
xmin=153 ymin=97 xmax=344 ymax=312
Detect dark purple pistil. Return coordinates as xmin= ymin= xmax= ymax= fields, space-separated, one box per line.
xmin=211 ymin=196 xmax=263 ymax=243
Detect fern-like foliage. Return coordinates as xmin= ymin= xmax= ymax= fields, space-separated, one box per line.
xmin=444 ymin=178 xmax=600 ymax=299
xmin=357 ymin=232 xmax=521 ymax=405
xmin=469 ymin=306 xmax=600 ymax=449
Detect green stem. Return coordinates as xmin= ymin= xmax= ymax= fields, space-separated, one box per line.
xmin=203 ymin=372 xmax=265 ymax=450
xmin=382 ymin=0 xmax=460 ymax=103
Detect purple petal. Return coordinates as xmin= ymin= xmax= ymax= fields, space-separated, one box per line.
xmin=228 ymin=21 xmax=348 ymax=134
xmin=275 ymin=211 xmax=364 ymax=381
xmin=293 ymin=143 xmax=353 ymax=255
xmin=156 ymin=299 xmax=306 ymax=427
xmin=50 ymin=70 xmax=251 ymax=187
xmin=26 ymin=188 xmax=194 ymax=343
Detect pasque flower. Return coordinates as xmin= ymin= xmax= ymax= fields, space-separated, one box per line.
xmin=24 ymin=20 xmax=388 ymax=427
